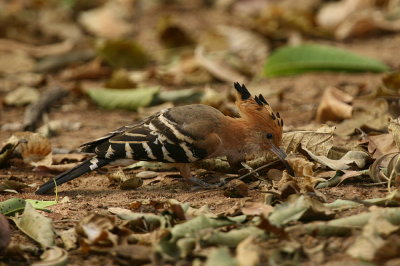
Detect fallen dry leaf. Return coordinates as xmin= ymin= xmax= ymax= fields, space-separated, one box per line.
xmin=76 ymin=213 xmax=131 ymax=253
xmin=11 ymin=203 xmax=55 ymax=248
xmin=347 ymin=213 xmax=400 ymax=261
xmin=195 ymin=46 xmax=247 ymax=84
xmin=389 ymin=118 xmax=400 ymax=150
xmin=4 ymin=87 xmax=40 ymax=106
xmin=78 ymin=1 xmax=135 ymax=39
xmin=335 ymin=99 xmax=390 ymax=136
xmin=0 ymin=38 xmax=73 ymax=58
xmin=304 ymin=147 xmax=370 ymax=170
xmin=316 ymin=86 xmax=353 ymax=123
xmin=368 ymin=134 xmax=399 ymax=159
xmin=241 ymin=202 xmax=274 ymax=216
xmin=236 ymin=236 xmax=265 ymax=266
xmin=216 ymin=25 xmax=269 ymax=73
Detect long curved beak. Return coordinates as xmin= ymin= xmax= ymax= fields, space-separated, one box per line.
xmin=269 ymin=144 xmax=295 ymax=176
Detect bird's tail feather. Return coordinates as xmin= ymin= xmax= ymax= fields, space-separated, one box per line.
xmin=35 ymin=157 xmax=111 ymax=194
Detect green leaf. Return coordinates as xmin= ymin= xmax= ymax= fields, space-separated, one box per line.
xmin=0 ymin=198 xmax=56 ymax=216
xmin=264 ymin=44 xmax=390 ymax=77
xmin=87 ymin=87 xmax=160 ymax=111
xmin=26 ymin=199 xmax=57 ymax=210
xmin=0 ymin=198 xmax=26 ymax=216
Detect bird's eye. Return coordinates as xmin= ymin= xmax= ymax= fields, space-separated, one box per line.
xmin=266 ymin=133 xmax=273 ymax=139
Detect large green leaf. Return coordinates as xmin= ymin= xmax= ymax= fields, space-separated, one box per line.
xmin=264 ymin=44 xmax=390 ymax=77
xmin=87 ymin=87 xmax=160 ymax=111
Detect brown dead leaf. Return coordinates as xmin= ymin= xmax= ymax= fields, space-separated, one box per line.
xmin=347 ymin=213 xmax=400 ymax=261
xmin=76 ymin=214 xmax=132 ymax=253
xmin=236 ymin=236 xmax=266 ymax=266
xmin=5 ymin=132 xmax=52 ymax=166
xmin=317 ymin=0 xmax=400 ymax=40
xmin=158 ymin=53 xmax=212 ymax=86
xmin=241 ymin=202 xmax=274 ymax=216
xmin=110 ymin=244 xmax=152 ymax=265
xmin=335 ymin=99 xmax=390 ymax=136
xmin=158 ymin=17 xmax=195 ymax=48
xmin=388 ymin=118 xmax=400 ymax=150
xmin=216 ymin=25 xmax=269 ymax=73
xmin=276 ymin=156 xmax=324 ymax=194
xmin=283 ymin=125 xmax=335 ymax=156
xmin=368 ymin=134 xmax=399 ymax=159
xmin=0 ymin=38 xmax=73 ymax=58
xmin=78 ymin=1 xmax=135 ymax=39
xmin=304 ymin=147 xmax=370 ymax=170
xmin=0 ymin=51 xmax=35 ymax=75
xmin=195 ymin=46 xmax=247 ymax=84
xmin=60 ymin=59 xmax=110 ymax=81
xmin=316 ymin=86 xmax=353 ymax=123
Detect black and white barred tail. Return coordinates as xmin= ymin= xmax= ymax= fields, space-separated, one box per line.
xmin=35 ymin=157 xmax=111 ymax=194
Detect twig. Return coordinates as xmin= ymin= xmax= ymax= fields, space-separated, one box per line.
xmin=22 ymin=86 xmax=68 ymax=131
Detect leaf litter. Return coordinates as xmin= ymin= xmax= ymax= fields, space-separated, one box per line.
xmin=1 ymin=1 xmax=400 ymax=265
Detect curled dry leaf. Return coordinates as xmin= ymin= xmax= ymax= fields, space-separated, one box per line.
xmin=303 ymin=147 xmax=370 ymax=170
xmin=241 ymin=202 xmax=274 ymax=216
xmin=78 ymin=1 xmax=134 ymax=39
xmin=268 ymin=194 xmax=335 ymax=226
xmin=317 ymin=0 xmax=400 ymax=40
xmin=335 ymin=99 xmax=390 ymax=136
xmin=0 ymin=38 xmax=73 ymax=58
xmin=276 ymin=156 xmax=325 ymax=196
xmin=216 ymin=25 xmax=269 ymax=73
xmin=57 ymin=228 xmax=78 ymax=251
xmin=369 ymin=152 xmax=399 ymax=183
xmin=76 ymin=213 xmax=131 ymax=253
xmin=195 ymin=46 xmax=247 ymax=84
xmin=368 ymin=134 xmax=399 ymax=159
xmin=388 ymin=118 xmax=400 ymax=149
xmin=31 ymin=246 xmax=68 ymax=266
xmin=387 ymin=153 xmax=400 ymax=187
xmin=347 ymin=213 xmax=400 ymax=261
xmin=10 ymin=132 xmax=52 ymax=165
xmin=0 ymin=136 xmax=25 ymax=168
xmin=316 ymin=86 xmax=353 ymax=123
xmin=110 ymin=244 xmax=152 ymax=265
xmin=236 ymin=236 xmax=265 ymax=266
xmin=11 ymin=203 xmax=55 ymax=248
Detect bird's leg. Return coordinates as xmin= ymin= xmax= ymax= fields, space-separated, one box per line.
xmin=175 ymin=163 xmax=216 ymax=188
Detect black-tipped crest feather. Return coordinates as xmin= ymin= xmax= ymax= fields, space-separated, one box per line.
xmin=234 ymin=82 xmax=251 ymax=100
xmin=259 ymin=94 xmax=268 ymax=105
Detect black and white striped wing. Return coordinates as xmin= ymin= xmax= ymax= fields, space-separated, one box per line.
xmin=87 ymin=110 xmax=208 ymax=163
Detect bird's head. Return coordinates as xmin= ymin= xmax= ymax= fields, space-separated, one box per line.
xmin=233 ymin=82 xmax=293 ymax=175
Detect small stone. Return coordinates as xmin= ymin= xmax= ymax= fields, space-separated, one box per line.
xmin=223 ymin=179 xmax=248 ymax=198
xmin=135 ymin=171 xmax=158 ymax=179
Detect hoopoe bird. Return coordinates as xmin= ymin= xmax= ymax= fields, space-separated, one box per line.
xmin=36 ymin=83 xmax=292 ymax=194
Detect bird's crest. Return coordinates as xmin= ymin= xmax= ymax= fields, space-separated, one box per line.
xmin=233 ymin=82 xmax=283 ymax=128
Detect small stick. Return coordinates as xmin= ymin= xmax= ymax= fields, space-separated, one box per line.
xmin=22 ymin=86 xmax=68 ymax=131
